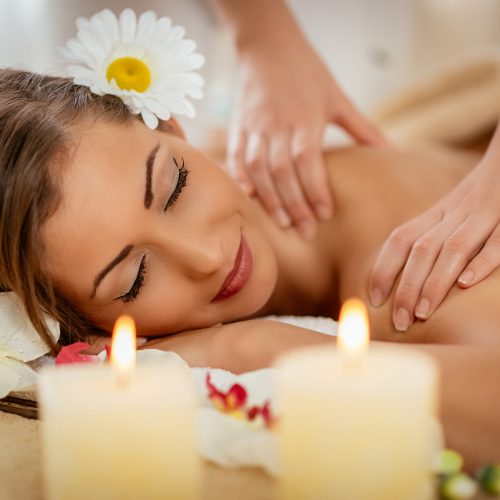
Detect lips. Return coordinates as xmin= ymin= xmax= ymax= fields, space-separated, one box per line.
xmin=211 ymin=234 xmax=253 ymax=302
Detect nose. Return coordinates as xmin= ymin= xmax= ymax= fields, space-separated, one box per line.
xmin=168 ymin=231 xmax=225 ymax=279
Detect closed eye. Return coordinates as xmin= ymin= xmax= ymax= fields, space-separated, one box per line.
xmin=164 ymin=156 xmax=189 ymax=211
xmin=116 ymin=255 xmax=147 ymax=303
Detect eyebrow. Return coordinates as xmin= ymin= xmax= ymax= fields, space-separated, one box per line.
xmin=90 ymin=244 xmax=134 ymax=299
xmin=144 ymin=144 xmax=160 ymax=209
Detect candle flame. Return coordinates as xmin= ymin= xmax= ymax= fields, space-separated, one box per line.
xmin=337 ymin=298 xmax=370 ymax=355
xmin=110 ymin=315 xmax=136 ymax=371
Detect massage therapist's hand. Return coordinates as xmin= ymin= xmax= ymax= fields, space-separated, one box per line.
xmin=213 ymin=0 xmax=387 ymax=239
xmin=369 ymin=124 xmax=500 ymax=331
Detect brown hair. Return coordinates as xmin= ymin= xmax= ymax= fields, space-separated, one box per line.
xmin=0 ymin=69 xmax=133 ymax=353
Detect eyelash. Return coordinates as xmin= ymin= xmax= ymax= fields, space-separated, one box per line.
xmin=120 ymin=255 xmax=147 ymax=303
xmin=163 ymin=156 xmax=189 ymax=211
xmin=119 ymin=156 xmax=189 ymax=303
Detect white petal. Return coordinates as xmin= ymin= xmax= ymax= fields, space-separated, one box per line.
xmin=91 ymin=9 xmax=120 ymax=46
xmin=0 ymin=362 xmax=20 ymax=398
xmin=136 ymin=349 xmax=189 ymax=370
xmin=197 ymin=408 xmax=279 ymax=476
xmin=143 ymin=97 xmax=171 ymax=119
xmin=172 ymin=40 xmax=196 ymax=60
xmin=57 ymin=44 xmax=87 ymax=66
xmin=119 ymin=8 xmax=138 ymax=44
xmin=1 ymin=357 xmax=38 ymax=393
xmin=61 ymin=7 xmax=205 ymax=122
xmin=136 ymin=11 xmax=157 ymax=46
xmin=59 ymin=39 xmax=95 ymax=68
xmin=76 ymin=29 xmax=108 ymax=67
xmin=141 ymin=110 xmax=159 ymax=129
xmin=0 ymin=292 xmax=59 ymax=362
xmin=167 ymin=25 xmax=186 ymax=43
xmin=75 ymin=16 xmax=91 ymax=33
xmin=182 ymin=99 xmax=196 ymax=118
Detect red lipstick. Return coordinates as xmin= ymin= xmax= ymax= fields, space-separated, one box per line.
xmin=211 ymin=234 xmax=253 ymax=302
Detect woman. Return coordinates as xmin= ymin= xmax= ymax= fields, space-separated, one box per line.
xmin=0 ymin=69 xmax=499 ymax=469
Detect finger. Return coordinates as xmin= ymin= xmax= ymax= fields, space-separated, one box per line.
xmin=244 ymin=132 xmax=286 ymax=225
xmin=227 ymin=128 xmax=255 ymax=195
xmin=457 ymin=222 xmax=500 ymax=288
xmin=416 ymin=215 xmax=496 ymax=318
xmin=391 ymin=217 xmax=463 ymax=331
xmin=269 ymin=132 xmax=316 ymax=238
xmin=368 ymin=209 xmax=443 ymax=307
xmin=291 ymin=127 xmax=334 ymax=222
xmin=336 ymin=101 xmax=389 ymax=147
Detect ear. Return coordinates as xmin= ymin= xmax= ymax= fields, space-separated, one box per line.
xmin=158 ymin=117 xmax=186 ymax=140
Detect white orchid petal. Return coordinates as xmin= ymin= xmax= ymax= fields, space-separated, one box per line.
xmin=197 ymin=409 xmax=279 ymax=475
xmin=0 ymin=292 xmax=59 ymax=362
xmin=0 ymin=363 xmax=20 ymax=399
xmin=1 ymin=357 xmax=38 ymax=393
xmin=119 ymin=8 xmax=138 ymax=43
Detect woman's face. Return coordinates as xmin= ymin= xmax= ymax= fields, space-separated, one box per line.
xmin=42 ymin=118 xmax=278 ymax=335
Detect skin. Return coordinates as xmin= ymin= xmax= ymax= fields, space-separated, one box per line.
xmin=42 ymin=118 xmax=500 ymax=469
xmin=371 ymin=123 xmax=500 ymax=330
xmin=210 ymin=0 xmax=386 ymax=237
xmin=211 ymin=0 xmax=500 ymax=333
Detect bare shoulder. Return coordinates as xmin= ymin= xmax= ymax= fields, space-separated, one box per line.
xmin=322 ymin=145 xmax=477 ymax=201
xmin=369 ymin=270 xmax=500 ymax=347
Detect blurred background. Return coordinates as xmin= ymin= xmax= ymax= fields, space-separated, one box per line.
xmin=1 ymin=0 xmax=500 ymax=148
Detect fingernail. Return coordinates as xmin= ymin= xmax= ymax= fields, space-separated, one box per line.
xmin=298 ymin=220 xmax=316 ymax=240
xmin=274 ymin=208 xmax=292 ymax=228
xmin=370 ymin=288 xmax=384 ymax=308
xmin=136 ymin=337 xmax=148 ymax=346
xmin=394 ymin=307 xmax=410 ymax=332
xmin=415 ymin=297 xmax=430 ymax=319
xmin=458 ymin=269 xmax=474 ymax=286
xmin=315 ymin=203 xmax=332 ymax=221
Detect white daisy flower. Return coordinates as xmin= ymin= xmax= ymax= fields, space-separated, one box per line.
xmin=58 ymin=8 xmax=205 ymax=129
xmin=0 ymin=292 xmax=60 ymax=398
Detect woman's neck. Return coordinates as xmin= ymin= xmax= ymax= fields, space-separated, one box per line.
xmin=247 ymin=196 xmax=342 ymax=319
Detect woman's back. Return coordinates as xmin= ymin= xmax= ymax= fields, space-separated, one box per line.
xmin=255 ymin=144 xmax=500 ymax=347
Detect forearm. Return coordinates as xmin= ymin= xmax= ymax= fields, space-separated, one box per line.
xmin=208 ymin=0 xmax=306 ymax=54
xmin=142 ymin=319 xmax=333 ymax=372
xmin=146 ymin=323 xmax=500 ymax=469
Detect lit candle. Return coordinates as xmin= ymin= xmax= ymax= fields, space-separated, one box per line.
xmin=276 ymin=298 xmax=439 ymax=500
xmin=110 ymin=315 xmax=136 ymax=384
xmin=39 ymin=316 xmax=200 ymax=500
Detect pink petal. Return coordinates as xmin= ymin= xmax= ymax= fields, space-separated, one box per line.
xmin=55 ymin=342 xmax=97 ymax=365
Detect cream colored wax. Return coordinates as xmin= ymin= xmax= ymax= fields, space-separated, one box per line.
xmin=39 ymin=363 xmax=200 ymax=500
xmin=276 ymin=344 xmax=439 ymax=500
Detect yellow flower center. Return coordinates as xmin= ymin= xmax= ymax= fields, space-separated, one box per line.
xmin=106 ymin=57 xmax=151 ymax=92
